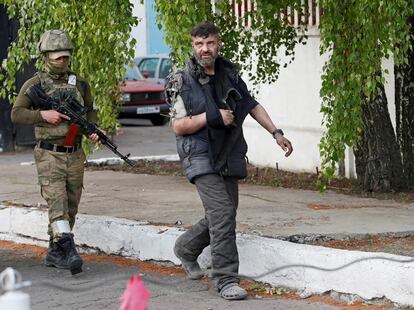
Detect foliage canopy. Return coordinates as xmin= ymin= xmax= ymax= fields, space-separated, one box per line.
xmin=155 ymin=0 xmax=306 ymax=86
xmin=0 ymin=0 xmax=138 ymax=133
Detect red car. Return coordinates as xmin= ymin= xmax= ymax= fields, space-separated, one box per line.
xmin=117 ymin=64 xmax=169 ymax=126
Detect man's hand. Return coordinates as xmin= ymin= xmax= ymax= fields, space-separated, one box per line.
xmin=88 ymin=129 xmax=106 ymax=143
xmin=219 ymin=109 xmax=234 ymax=126
xmin=88 ymin=133 xmax=100 ymax=143
xmin=275 ymin=134 xmax=293 ymax=157
xmin=40 ymin=110 xmax=70 ymax=125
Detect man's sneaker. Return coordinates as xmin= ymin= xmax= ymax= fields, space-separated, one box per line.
xmin=173 ymin=245 xmax=203 ymax=280
xmin=220 ymin=283 xmax=248 ymax=300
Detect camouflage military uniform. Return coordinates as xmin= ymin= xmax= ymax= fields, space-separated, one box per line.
xmin=11 ymin=29 xmax=96 ymax=274
xmin=12 ymin=72 xmax=96 ymax=237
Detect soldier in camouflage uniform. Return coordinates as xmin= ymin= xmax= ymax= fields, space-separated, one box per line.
xmin=11 ymin=29 xmax=99 ymax=275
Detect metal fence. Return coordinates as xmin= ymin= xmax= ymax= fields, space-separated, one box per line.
xmin=228 ymin=0 xmax=321 ymax=28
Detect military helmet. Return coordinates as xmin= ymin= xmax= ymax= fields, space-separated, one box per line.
xmin=37 ymin=29 xmax=73 ymax=53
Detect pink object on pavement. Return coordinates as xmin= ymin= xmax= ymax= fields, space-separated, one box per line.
xmin=119 ymin=275 xmax=151 ymax=310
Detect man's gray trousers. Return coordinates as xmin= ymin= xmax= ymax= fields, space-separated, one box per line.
xmin=174 ymin=173 xmax=239 ymax=291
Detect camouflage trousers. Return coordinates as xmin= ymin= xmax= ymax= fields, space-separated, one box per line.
xmin=34 ymin=145 xmax=86 ymax=238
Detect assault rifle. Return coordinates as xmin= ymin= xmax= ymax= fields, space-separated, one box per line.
xmin=25 ymin=84 xmax=135 ymax=166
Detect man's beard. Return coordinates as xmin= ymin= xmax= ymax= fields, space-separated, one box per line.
xmin=193 ymin=50 xmax=217 ymax=68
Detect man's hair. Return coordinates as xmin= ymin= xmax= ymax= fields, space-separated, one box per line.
xmin=190 ymin=21 xmax=220 ymax=38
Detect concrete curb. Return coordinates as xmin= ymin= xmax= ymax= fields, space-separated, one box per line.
xmin=19 ymin=154 xmax=180 ymax=166
xmin=87 ymin=154 xmax=180 ymax=166
xmin=20 ymin=154 xmax=180 ymax=166
xmin=1 ymin=204 xmax=413 ymax=306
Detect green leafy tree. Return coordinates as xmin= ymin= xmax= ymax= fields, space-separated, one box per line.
xmin=154 ymin=0 xmax=306 ymax=86
xmin=319 ymin=0 xmax=413 ymax=191
xmin=0 ymin=0 xmax=138 ymax=135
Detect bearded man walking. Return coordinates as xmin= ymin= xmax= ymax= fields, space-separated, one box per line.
xmin=166 ymin=21 xmax=293 ymax=300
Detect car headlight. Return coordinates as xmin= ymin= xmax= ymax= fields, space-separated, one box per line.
xmin=120 ymin=93 xmax=131 ymax=102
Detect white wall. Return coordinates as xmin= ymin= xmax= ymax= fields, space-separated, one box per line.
xmin=131 ymin=0 xmax=147 ymax=57
xmin=244 ymin=33 xmax=327 ymax=173
xmin=383 ymin=57 xmax=395 ymax=130
xmin=244 ymin=30 xmax=396 ymax=177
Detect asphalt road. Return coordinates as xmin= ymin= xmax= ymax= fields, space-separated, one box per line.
xmin=0 ymin=119 xmax=177 ymax=166
xmin=0 ymin=246 xmax=337 ymax=310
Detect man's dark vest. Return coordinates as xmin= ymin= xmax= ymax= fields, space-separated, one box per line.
xmin=176 ymin=68 xmax=249 ymax=183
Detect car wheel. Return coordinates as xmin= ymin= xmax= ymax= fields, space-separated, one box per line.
xmin=150 ymin=115 xmax=169 ymax=126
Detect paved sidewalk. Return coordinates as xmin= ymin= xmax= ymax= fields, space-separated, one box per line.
xmin=1 ymin=162 xmax=413 ymax=240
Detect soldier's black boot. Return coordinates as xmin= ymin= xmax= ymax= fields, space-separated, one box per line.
xmin=57 ymin=233 xmax=83 ymax=275
xmin=45 ymin=238 xmax=69 ymax=269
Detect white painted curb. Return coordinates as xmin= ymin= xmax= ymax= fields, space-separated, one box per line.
xmin=20 ymin=154 xmax=180 ymax=166
xmin=1 ymin=205 xmax=413 ymax=306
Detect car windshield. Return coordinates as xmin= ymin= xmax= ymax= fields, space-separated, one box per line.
xmin=124 ymin=65 xmax=143 ymax=81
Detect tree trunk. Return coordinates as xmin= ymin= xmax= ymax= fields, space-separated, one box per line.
xmin=354 ymin=81 xmax=406 ymax=192
xmin=395 ymin=15 xmax=414 ymax=189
